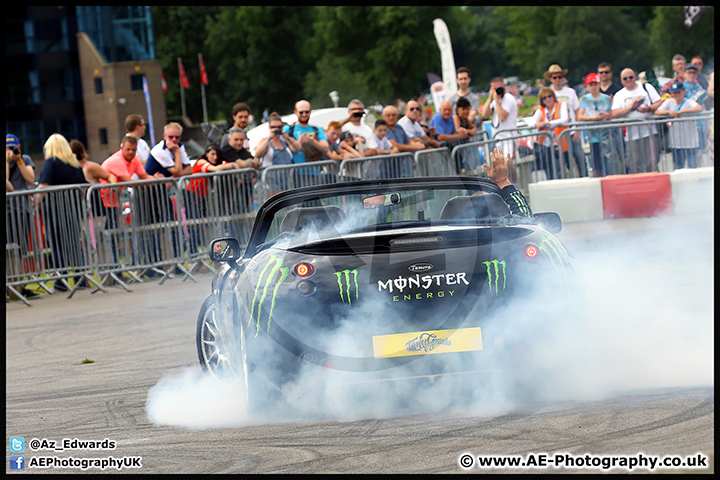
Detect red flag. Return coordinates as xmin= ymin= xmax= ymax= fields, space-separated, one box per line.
xmin=199 ymin=53 xmax=209 ymax=86
xmin=178 ymin=57 xmax=190 ymax=89
xmin=160 ymin=72 xmax=168 ymax=93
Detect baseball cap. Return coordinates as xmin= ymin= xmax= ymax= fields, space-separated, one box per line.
xmin=585 ymin=73 xmax=600 ymax=85
xmin=339 ymin=131 xmax=354 ymax=142
xmin=6 ymin=134 xmax=20 ymax=148
xmin=669 ymin=81 xmax=685 ymax=93
xmin=684 ymin=63 xmax=699 ymax=71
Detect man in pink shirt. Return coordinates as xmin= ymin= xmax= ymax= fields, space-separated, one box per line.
xmin=99 ymin=135 xmax=159 ymax=265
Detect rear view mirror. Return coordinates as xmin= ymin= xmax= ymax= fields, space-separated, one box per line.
xmin=534 ymin=212 xmax=562 ymax=234
xmin=210 ymin=237 xmax=241 ymax=262
xmin=363 ymin=192 xmax=401 ymax=209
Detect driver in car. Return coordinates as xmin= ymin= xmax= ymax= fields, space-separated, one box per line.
xmin=480 ymin=147 xmax=533 ymax=219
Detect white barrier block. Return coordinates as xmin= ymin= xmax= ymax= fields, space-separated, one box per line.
xmin=669 ymin=167 xmax=714 ymax=215
xmin=529 ymin=177 xmax=604 ymax=223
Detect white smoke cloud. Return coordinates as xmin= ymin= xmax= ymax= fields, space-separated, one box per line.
xmin=146 ymin=213 xmax=713 ymax=428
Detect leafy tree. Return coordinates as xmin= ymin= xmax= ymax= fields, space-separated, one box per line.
xmin=304 ymin=6 xmax=453 ymax=108
xmin=496 ymin=6 xmax=652 ymax=86
xmin=205 ymin=6 xmax=314 ymax=121
xmin=152 ymin=6 xmax=223 ymax=121
xmin=648 ymin=6 xmax=715 ymax=75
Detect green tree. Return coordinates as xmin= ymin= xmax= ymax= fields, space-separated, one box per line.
xmin=304 ymin=6 xmax=453 ymax=108
xmin=152 ymin=6 xmax=223 ymax=121
xmin=648 ymin=6 xmax=715 ymax=75
xmin=496 ymin=6 xmax=652 ymax=86
xmin=205 ymin=6 xmax=315 ymax=121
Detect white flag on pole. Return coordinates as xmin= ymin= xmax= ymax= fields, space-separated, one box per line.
xmin=433 ymin=18 xmax=457 ymax=99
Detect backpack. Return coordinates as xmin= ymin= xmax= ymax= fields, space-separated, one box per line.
xmin=287 ymin=124 xmax=323 ymax=162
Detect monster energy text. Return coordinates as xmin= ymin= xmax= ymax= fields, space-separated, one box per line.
xmin=378 ymin=272 xmax=469 ymax=293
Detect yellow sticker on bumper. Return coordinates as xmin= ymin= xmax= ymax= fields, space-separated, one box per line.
xmin=372 ymin=327 xmax=483 ymax=358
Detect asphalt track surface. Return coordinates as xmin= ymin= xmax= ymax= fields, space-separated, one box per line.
xmin=6 ymin=212 xmax=714 ymax=474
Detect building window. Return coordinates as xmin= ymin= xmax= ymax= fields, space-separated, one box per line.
xmin=94 ymin=77 xmax=103 ymax=94
xmin=99 ymin=128 xmax=108 ymax=145
xmin=130 ymin=74 xmax=144 ymax=91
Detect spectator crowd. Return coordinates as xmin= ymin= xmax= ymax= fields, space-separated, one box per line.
xmin=6 ymin=55 xmax=715 ymax=297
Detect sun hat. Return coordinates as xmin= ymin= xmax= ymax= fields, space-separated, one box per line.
xmin=544 ymin=64 xmax=568 ymax=80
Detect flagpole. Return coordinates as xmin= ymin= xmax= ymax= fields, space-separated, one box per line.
xmin=177 ymin=57 xmax=187 ymax=119
xmin=199 ymin=53 xmax=208 ymax=123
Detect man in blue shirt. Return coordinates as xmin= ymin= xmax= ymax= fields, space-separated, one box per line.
xmin=430 ymin=100 xmax=470 ymax=146
xmin=284 ymin=100 xmax=329 ymax=164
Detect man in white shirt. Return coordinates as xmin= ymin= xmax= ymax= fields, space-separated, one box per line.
xmin=481 ymin=76 xmax=518 ymax=159
xmin=397 ymin=100 xmax=440 ymax=148
xmin=544 ymin=64 xmax=587 ymax=177
xmin=612 ymin=68 xmax=662 ymax=173
xmin=339 ymin=99 xmax=374 ymax=145
xmin=124 ymin=114 xmax=151 ymax=165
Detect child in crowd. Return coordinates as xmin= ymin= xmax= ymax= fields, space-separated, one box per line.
xmin=655 ymin=81 xmax=703 ymax=169
xmin=365 ymin=119 xmax=399 ymax=157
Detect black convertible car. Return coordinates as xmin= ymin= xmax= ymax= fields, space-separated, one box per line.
xmin=197 ymin=176 xmax=582 ymax=411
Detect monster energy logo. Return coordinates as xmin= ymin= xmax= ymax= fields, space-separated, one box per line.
xmin=335 ymin=269 xmax=359 ymax=304
xmin=538 ymin=234 xmax=574 ymax=294
xmin=483 ymin=260 xmax=507 ymax=295
xmin=249 ymin=255 xmax=289 ymax=336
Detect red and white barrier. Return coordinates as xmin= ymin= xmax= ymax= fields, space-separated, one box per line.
xmin=529 ymin=167 xmax=713 ymax=223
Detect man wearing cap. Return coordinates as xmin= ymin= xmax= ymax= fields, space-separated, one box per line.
xmin=544 ymin=64 xmax=586 ymax=177
xmin=577 ymin=74 xmax=614 ymax=177
xmin=680 ymin=63 xmax=710 ymax=166
xmin=6 ymin=134 xmax=39 ymax=298
xmin=655 ymin=82 xmax=703 ymax=169
xmin=611 ymin=68 xmax=662 ymax=173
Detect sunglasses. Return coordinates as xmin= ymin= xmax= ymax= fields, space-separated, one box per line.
xmin=270 ymin=125 xmax=283 ymax=129
xmin=622 ymin=76 xmax=635 ymax=81
xmin=408 ymin=107 xmax=420 ymax=111
xmin=541 ymin=95 xmax=554 ymax=101
xmin=598 ymin=71 xmax=611 ymax=74
xmin=551 ymin=75 xmax=563 ymax=79
xmin=297 ymin=110 xmax=310 ymax=115
xmin=167 ymin=135 xmax=180 ymax=140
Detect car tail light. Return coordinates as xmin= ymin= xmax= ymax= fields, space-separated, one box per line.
xmin=523 ymin=244 xmax=539 ymax=259
xmin=296 ymin=280 xmax=317 ymax=296
xmin=295 ymin=262 xmax=314 ymax=277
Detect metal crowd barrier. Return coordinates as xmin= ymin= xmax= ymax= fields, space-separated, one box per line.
xmin=414 ymin=148 xmax=454 ymax=177
xmin=256 ymin=161 xmax=341 ymax=205
xmin=338 ymin=153 xmax=416 ymax=181
xmin=6 ymin=184 xmax=105 ymax=305
xmin=7 ymin=113 xmax=713 ymax=305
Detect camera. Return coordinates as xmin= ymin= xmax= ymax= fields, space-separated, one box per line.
xmin=352 ymin=111 xmax=365 ymax=118
xmin=495 ymin=87 xmax=505 ymax=97
xmin=272 ymin=129 xmax=282 ymax=136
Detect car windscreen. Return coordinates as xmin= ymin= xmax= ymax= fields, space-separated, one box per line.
xmin=260 ymin=186 xmax=510 ymax=248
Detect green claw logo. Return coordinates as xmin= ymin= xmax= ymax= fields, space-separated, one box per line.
xmin=335 ymin=269 xmax=359 ymax=304
xmin=483 ymin=260 xmax=507 ymax=295
xmin=249 ymin=255 xmax=289 ymax=336
xmin=538 ymin=234 xmax=574 ymax=294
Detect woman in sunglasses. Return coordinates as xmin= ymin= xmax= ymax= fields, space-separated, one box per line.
xmin=529 ymin=87 xmax=570 ymax=180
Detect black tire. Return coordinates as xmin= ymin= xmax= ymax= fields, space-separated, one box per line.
xmin=196 ymin=296 xmax=243 ymax=386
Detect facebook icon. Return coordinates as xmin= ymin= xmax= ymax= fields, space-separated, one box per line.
xmin=10 ymin=455 xmax=25 ymax=470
